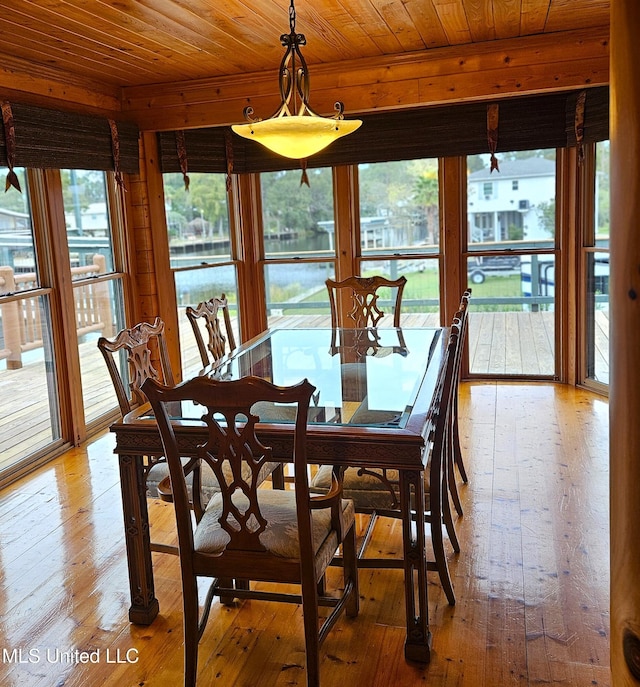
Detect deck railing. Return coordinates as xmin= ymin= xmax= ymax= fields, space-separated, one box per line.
xmin=0 ymin=254 xmax=112 ymax=369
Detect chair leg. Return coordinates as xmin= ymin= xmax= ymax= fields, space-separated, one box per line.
xmin=342 ymin=523 xmax=360 ymax=618
xmin=301 ymin=580 xmax=321 ymax=687
xmin=452 ymin=406 xmax=468 ymax=483
xmin=183 ymin=578 xmax=200 ymax=687
xmin=446 ymin=409 xmax=464 ymax=516
xmin=218 ymin=577 xmax=236 ymax=606
xmin=271 ymin=463 xmax=285 ymax=489
xmin=430 ymin=518 xmax=456 ymax=606
xmin=442 ymin=487 xmax=461 ymax=554
xmin=448 ymin=452 xmax=464 ymax=517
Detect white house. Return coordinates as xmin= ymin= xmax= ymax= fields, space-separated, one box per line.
xmin=467 ymin=157 xmax=555 ymax=243
xmin=65 ymin=202 xmax=109 ymax=236
xmin=0 ymin=208 xmax=30 ymax=233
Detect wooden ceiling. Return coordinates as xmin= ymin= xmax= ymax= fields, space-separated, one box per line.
xmin=0 ymin=1 xmax=610 ymax=128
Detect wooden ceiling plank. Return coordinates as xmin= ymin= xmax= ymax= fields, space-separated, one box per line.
xmin=0 ymin=19 xmax=158 ymax=85
xmin=13 ymin=0 xmax=207 ymax=80
xmin=23 ymin=0 xmax=242 ymax=77
xmin=521 ymin=0 xmax=550 ymax=33
xmin=402 ymin=0 xmax=451 ymax=48
xmin=462 ymin=0 xmax=497 ymax=42
xmin=330 ymin=0 xmax=406 ymax=54
xmin=492 ymin=0 xmax=523 ymax=40
xmin=156 ymin=0 xmax=285 ymax=65
xmin=432 ymin=0 xmax=474 ymax=45
xmin=100 ymin=0 xmax=283 ymax=72
xmin=299 ymin=0 xmax=386 ymax=62
xmin=545 ymin=0 xmax=610 ymax=32
xmin=370 ymin=0 xmax=431 ymax=53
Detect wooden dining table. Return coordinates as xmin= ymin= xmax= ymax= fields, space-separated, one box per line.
xmin=110 ymin=325 xmax=447 ymax=663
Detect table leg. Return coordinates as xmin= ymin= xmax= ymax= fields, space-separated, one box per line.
xmin=399 ymin=468 xmax=432 ymax=662
xmin=118 ymin=453 xmax=159 ymax=624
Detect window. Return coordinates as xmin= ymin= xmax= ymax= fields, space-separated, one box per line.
xmin=466 ymin=151 xmax=557 ymax=376
xmin=260 ymin=168 xmax=335 ymax=328
xmin=358 ymin=159 xmax=441 ymax=324
xmin=512 ymin=180 xmax=519 ymax=190
xmin=0 ymin=168 xmax=129 ymax=481
xmin=0 ymin=169 xmax=61 ymax=473
xmin=583 ymin=141 xmax=610 ymax=386
xmin=163 ymin=172 xmax=238 ymax=377
xmin=61 ymin=170 xmax=128 ymax=425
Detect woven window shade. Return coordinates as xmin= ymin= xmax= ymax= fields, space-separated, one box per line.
xmin=158 ymin=86 xmax=608 ymax=175
xmin=0 ymin=102 xmax=140 ymax=173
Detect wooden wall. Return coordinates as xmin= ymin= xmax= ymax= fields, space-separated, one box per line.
xmin=610 ymin=0 xmax=640 ymax=683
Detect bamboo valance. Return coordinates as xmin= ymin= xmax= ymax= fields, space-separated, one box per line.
xmin=0 ymin=102 xmax=140 ymax=173
xmin=158 ymin=86 xmax=609 ymax=175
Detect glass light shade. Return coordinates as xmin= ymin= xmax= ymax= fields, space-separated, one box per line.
xmin=231 ymin=115 xmax=362 ymax=159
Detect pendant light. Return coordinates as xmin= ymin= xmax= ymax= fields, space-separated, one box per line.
xmin=231 ymin=0 xmax=362 ymax=159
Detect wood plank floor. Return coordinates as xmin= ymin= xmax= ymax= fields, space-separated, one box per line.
xmin=0 ymin=382 xmax=610 ymax=686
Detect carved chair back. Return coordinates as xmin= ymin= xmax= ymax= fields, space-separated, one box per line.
xmin=97 ymin=317 xmax=175 ymax=416
xmin=186 ymin=294 xmax=237 ymax=368
xmin=326 ymin=275 xmax=407 ymax=329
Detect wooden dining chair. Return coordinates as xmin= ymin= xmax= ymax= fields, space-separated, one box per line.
xmin=97 ymin=317 xmax=220 ymax=552
xmin=447 ymin=289 xmax=472 ymax=517
xmin=142 ymin=374 xmax=359 ymax=687
xmin=452 ymin=288 xmax=472 ymax=485
xmin=310 ymin=324 xmax=461 ymax=605
xmin=326 ymin=275 xmax=407 ymax=329
xmin=186 ymin=294 xmax=237 ymax=368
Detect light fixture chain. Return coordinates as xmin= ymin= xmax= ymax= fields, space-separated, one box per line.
xmin=289 ymin=0 xmax=296 ymax=33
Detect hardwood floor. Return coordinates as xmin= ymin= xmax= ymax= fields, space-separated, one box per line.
xmin=0 ymin=382 xmax=610 ymax=686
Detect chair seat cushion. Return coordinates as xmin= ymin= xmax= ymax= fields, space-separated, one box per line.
xmin=146 ymin=460 xmax=221 ymax=502
xmin=194 ymin=489 xmax=355 ymax=565
xmin=311 ymin=464 xmax=431 ymax=511
xmin=146 ymin=460 xmax=282 ymax=505
xmin=311 ymin=465 xmax=399 ymax=510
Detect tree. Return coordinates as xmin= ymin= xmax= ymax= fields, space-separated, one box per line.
xmin=414 ymin=169 xmax=439 ymax=244
xmin=536 ymin=200 xmax=556 ymax=237
xmin=163 ymin=172 xmax=229 ymax=238
xmin=61 ymin=170 xmax=106 ymax=211
xmin=358 ymin=159 xmax=439 ymax=246
xmin=261 ymin=168 xmax=333 ymax=233
xmin=0 ymin=168 xmax=30 ymax=215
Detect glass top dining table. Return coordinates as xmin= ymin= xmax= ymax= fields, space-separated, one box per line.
xmin=177 ymin=326 xmax=443 ymax=430
xmin=110 ymin=325 xmax=447 ymax=663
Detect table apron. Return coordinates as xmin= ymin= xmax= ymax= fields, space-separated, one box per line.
xmin=113 ymin=428 xmax=426 ymax=471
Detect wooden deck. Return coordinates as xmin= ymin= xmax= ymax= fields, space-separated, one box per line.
xmin=0 ymin=309 xmax=609 ymax=474
xmin=0 ymin=382 xmax=611 ymax=686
